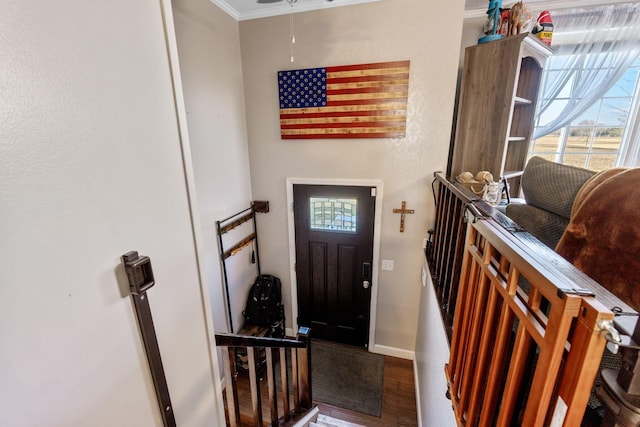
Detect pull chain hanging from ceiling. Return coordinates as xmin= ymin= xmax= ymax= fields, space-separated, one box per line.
xmin=288 ymin=0 xmax=297 ymax=62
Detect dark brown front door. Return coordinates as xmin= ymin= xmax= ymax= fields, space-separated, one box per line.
xmin=293 ymin=184 xmax=375 ymax=348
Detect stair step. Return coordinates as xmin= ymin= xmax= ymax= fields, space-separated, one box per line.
xmin=291 ymin=406 xmax=319 ymax=427
xmin=314 ymin=414 xmax=367 ymax=427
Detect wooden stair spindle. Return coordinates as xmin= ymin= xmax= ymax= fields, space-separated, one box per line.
xmin=292 ymin=343 xmax=299 ymax=413
xmin=221 ymin=346 xmax=240 ymax=427
xmin=265 ymin=348 xmax=278 ymax=427
xmin=296 ymin=327 xmax=312 ymax=410
xmin=279 ymin=347 xmax=291 ymax=421
xmin=247 ymin=347 xmax=263 ymax=427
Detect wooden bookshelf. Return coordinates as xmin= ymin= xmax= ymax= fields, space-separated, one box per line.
xmin=450 ymin=33 xmax=552 ymax=195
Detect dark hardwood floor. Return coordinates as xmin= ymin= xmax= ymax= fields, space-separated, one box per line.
xmin=228 ymin=349 xmax=418 ymax=426
xmin=316 ymin=355 xmax=418 ymax=427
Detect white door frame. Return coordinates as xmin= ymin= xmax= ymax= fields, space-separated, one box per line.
xmin=286 ymin=177 xmax=383 ymax=351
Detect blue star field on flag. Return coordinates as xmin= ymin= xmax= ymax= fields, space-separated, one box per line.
xmin=278 ymin=68 xmax=327 ymax=109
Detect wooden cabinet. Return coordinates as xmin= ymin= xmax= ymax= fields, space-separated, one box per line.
xmin=449 ymin=33 xmax=552 ymax=195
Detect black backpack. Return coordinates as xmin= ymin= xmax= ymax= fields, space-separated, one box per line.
xmin=242 ymin=274 xmax=284 ymax=335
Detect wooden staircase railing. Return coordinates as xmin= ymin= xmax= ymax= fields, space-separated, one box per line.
xmin=427 ymin=172 xmax=633 ymax=426
xmin=428 ymin=172 xmax=470 ymax=341
xmin=215 ymin=326 xmax=312 ymax=427
xmin=447 ymin=210 xmax=613 ymax=425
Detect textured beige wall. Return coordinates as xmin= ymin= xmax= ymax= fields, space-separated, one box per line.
xmin=1 ymin=0 xmax=223 ymax=424
xmin=240 ymin=0 xmax=465 ymax=352
xmin=172 ymin=0 xmax=255 ymax=335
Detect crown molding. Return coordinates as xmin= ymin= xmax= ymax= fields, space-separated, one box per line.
xmin=211 ymin=0 xmax=383 ymax=21
xmin=210 ymin=0 xmax=241 ymax=20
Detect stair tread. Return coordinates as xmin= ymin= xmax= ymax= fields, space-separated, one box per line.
xmin=316 ymin=414 xmax=367 ymax=427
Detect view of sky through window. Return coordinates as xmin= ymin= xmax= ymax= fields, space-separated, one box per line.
xmin=530 ymin=55 xmax=640 ymax=171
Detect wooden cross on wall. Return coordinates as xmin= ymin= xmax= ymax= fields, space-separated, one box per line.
xmin=393 ymin=201 xmax=414 ymax=232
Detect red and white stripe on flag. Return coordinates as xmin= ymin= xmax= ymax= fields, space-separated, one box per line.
xmin=278 ymin=60 xmax=410 ymax=139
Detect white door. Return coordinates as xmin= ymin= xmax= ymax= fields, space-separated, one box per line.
xmin=0 ymin=1 xmax=223 ymax=425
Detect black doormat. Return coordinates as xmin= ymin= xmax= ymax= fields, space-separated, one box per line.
xmin=310 ymin=340 xmax=384 ymax=417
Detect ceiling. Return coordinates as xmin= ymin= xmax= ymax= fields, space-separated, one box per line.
xmin=210 ymin=0 xmax=383 ymax=21
xmin=212 ymin=0 xmax=627 ymax=21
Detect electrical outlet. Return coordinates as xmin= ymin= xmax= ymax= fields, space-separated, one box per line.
xmin=381 ymin=259 xmax=394 ymax=271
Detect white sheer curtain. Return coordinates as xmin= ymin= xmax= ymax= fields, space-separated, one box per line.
xmin=532 ymin=3 xmax=640 ymax=143
xmin=619 ymin=72 xmax=640 ymax=166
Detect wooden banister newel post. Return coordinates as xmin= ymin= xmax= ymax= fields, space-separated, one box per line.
xmin=296 ymin=326 xmax=312 ymax=409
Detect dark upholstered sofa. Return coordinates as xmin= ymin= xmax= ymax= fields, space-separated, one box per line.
xmin=505 ymin=156 xmax=596 ymax=249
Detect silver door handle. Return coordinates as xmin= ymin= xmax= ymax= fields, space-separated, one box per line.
xmin=363 ymin=280 xmax=370 ymax=289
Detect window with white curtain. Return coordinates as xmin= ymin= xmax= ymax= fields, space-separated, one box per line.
xmin=529 ymin=3 xmax=640 ymax=170
xmin=530 ymin=55 xmax=640 ymax=170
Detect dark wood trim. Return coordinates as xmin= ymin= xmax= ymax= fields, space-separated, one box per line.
xmin=214 ymin=333 xmax=307 ymax=349
xmin=252 ymin=200 xmax=270 ymax=213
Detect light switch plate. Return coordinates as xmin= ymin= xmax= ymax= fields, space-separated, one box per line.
xmin=381 ymin=259 xmax=394 ymax=271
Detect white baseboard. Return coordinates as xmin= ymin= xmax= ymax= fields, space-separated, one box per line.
xmin=413 ymin=358 xmax=423 ymax=427
xmin=372 ymin=344 xmax=415 ymax=360
xmin=288 ymin=333 xmax=415 ymax=360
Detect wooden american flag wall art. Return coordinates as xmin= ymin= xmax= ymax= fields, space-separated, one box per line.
xmin=277 ymin=60 xmax=410 ymax=139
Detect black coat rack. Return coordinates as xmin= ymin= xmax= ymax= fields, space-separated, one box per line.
xmin=216 ymin=201 xmax=269 ymax=333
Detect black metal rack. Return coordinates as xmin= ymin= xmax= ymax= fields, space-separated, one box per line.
xmin=216 ymin=201 xmax=269 ymax=333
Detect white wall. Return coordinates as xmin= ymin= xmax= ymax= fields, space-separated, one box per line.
xmin=239 ymin=0 xmax=465 ymax=353
xmin=172 ymin=0 xmax=255 ymax=334
xmin=414 ymin=265 xmax=457 ymax=426
xmin=0 ymin=1 xmax=223 ymax=425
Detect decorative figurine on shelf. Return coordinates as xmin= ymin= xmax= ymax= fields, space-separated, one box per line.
xmin=508 ymin=1 xmax=524 ymax=35
xmin=496 ymin=2 xmax=534 ymax=38
xmin=479 ymin=0 xmax=504 ymax=44
xmin=456 ymin=171 xmax=495 ymax=196
xmin=532 ymin=10 xmax=554 ymax=45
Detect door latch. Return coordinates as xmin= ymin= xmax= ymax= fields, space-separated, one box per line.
xmin=362 ymin=262 xmax=371 ymax=290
